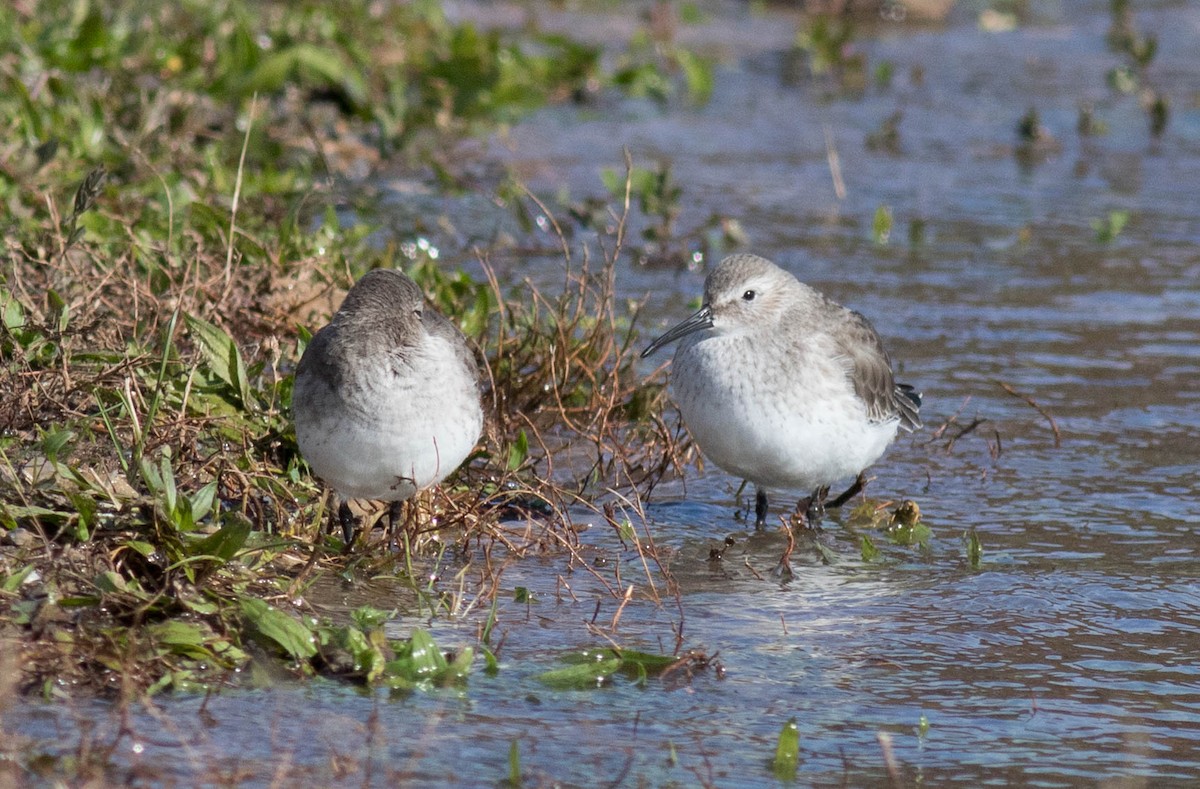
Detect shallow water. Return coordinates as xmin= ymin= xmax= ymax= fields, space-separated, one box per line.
xmin=9 ymin=1 xmax=1200 ymax=786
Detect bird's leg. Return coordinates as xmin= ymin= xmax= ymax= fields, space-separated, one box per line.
xmin=734 ymin=479 xmax=750 ymax=521
xmin=755 ymin=487 xmax=769 ymax=529
xmin=387 ymin=500 xmax=405 ymax=545
xmin=805 ymin=485 xmax=829 ymax=528
xmin=338 ymin=500 xmax=357 ymax=548
xmin=827 ymin=472 xmax=866 ymax=510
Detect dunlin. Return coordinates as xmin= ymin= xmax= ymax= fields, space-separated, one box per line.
xmin=293 ymin=269 xmax=484 ymax=544
xmin=641 ymin=253 xmax=921 ymax=527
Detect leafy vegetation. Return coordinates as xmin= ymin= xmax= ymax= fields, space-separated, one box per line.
xmin=772 ymin=717 xmax=801 ymax=781
xmin=0 ymin=0 xmax=704 ymax=697
xmin=534 ymin=647 xmax=717 ymax=690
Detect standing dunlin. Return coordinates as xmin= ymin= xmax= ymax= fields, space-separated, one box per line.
xmin=641 ymin=254 xmax=921 ymax=527
xmin=293 ymin=269 xmax=483 ymax=544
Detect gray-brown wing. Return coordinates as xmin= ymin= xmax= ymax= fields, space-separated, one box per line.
xmin=295 ymin=323 xmax=344 ymax=394
xmin=834 ymin=308 xmax=921 ymax=430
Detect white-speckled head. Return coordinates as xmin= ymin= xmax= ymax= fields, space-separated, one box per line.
xmin=700 ymin=254 xmax=814 ymax=339
xmin=641 ymin=254 xmax=815 ymax=356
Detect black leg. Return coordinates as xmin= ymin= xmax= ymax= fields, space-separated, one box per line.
xmin=827 ymin=472 xmax=865 ymax=510
xmin=755 ymin=487 xmax=769 ymax=528
xmin=387 ymin=500 xmax=405 ymax=542
xmin=338 ymin=500 xmax=357 ymax=547
xmin=804 ymin=486 xmax=829 ymax=528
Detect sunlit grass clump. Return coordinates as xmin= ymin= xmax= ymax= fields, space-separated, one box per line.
xmin=0 ymin=0 xmax=698 ymax=694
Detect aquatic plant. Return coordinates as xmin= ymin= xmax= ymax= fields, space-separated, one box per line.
xmin=1102 ymin=0 xmax=1170 ymax=138
xmin=771 ymin=717 xmax=801 ymax=780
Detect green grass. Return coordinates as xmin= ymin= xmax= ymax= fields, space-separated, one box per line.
xmin=0 ymin=0 xmax=702 ymax=696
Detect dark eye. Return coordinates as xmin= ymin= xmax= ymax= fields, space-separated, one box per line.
xmin=742 ymin=290 xmax=756 ymax=302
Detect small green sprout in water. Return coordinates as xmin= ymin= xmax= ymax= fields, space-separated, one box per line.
xmin=1146 ymin=91 xmax=1169 ymax=137
xmin=771 ymin=717 xmax=800 ymax=780
xmin=964 ymin=529 xmax=983 ymax=569
xmin=845 ymin=499 xmax=930 ymax=555
xmin=884 ymin=500 xmax=930 ymax=548
xmin=872 ymin=205 xmax=894 ymax=245
xmin=918 ymin=714 xmax=930 ymax=738
xmin=1107 ymin=65 xmax=1138 ymax=94
xmin=860 ymin=535 xmax=881 ymax=563
xmin=1092 ymin=210 xmax=1129 ymax=243
xmin=505 ymin=739 xmax=523 ymax=788
xmin=795 ymin=14 xmax=857 ymax=82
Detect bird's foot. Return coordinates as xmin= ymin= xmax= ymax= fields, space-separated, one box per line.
xmin=792 ymin=486 xmax=829 ymax=530
xmin=754 ymin=487 xmax=769 ymax=529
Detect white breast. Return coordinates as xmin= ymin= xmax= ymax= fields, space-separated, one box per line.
xmin=670 ymin=333 xmax=899 ymax=492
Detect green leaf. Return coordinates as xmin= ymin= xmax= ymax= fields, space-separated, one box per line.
xmin=148 ymin=620 xmax=216 ymax=661
xmin=122 ymin=540 xmax=157 ymax=558
xmin=184 ymin=314 xmax=253 ymax=410
xmin=964 ymin=529 xmax=983 ymax=569
xmin=189 ymin=481 xmax=218 ymax=523
xmin=1 ymin=503 xmax=71 ymax=524
xmin=318 ymin=622 xmax=388 ymax=682
xmin=187 ymin=517 xmax=251 ymax=564
xmin=506 ymin=428 xmax=529 ymax=471
xmin=93 ymin=570 xmax=145 ymax=597
xmin=10 ymin=599 xmax=41 ymax=626
xmin=536 ymin=657 xmax=621 ymax=689
xmin=675 ymin=49 xmax=714 ymax=103
xmin=872 ymin=204 xmax=893 ymax=245
xmin=613 ymin=648 xmax=676 ymax=675
xmin=481 ymin=644 xmax=500 ymax=675
xmin=894 ymin=523 xmax=931 ymax=548
xmin=159 ymin=452 xmax=178 ymax=518
xmin=39 ymin=425 xmax=74 ymax=462
xmin=860 ymin=534 xmax=880 ymax=562
xmin=408 ymin=628 xmax=449 ymax=677
xmin=771 ymin=717 xmax=800 ymax=780
xmin=1092 ymin=210 xmax=1129 ymax=243
xmin=507 ymin=739 xmax=522 ymax=787
xmin=600 ymin=167 xmax=627 ymax=197
xmin=813 ymin=541 xmax=839 ymax=565
xmin=180 ymin=596 xmax=219 ymax=615
xmin=1 ymin=564 xmax=36 ymax=593
xmin=243 ymin=45 xmax=368 ymax=110
xmin=138 ymin=454 xmax=163 ymax=494
xmin=351 ymin=606 xmax=395 ymax=631
xmin=382 ymin=628 xmax=472 ymax=687
xmin=239 ymin=596 xmax=317 ymax=660
xmin=66 ymin=492 xmax=97 ymax=541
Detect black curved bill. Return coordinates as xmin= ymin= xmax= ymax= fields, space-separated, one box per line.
xmin=640 ymin=304 xmax=714 ymax=358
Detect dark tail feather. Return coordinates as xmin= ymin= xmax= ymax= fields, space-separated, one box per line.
xmin=895 ymin=383 xmax=922 ymax=431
